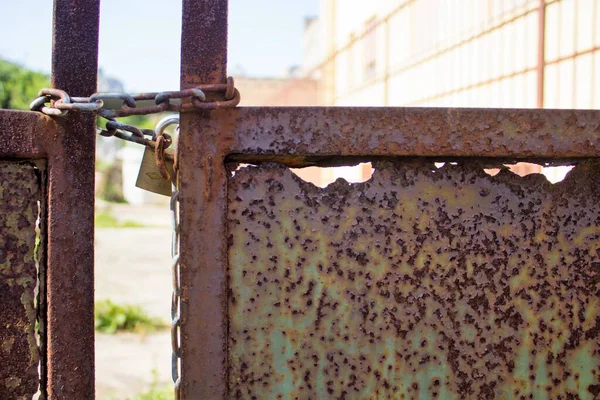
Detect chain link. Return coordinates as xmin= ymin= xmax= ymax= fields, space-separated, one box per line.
xmin=161 ymin=115 xmax=182 ymax=399
xmin=30 ymin=79 xmax=239 ymax=399
xmin=31 ymin=76 xmax=239 ymax=117
xmin=170 ymin=187 xmax=182 ymax=399
xmin=30 ymin=77 xmax=240 ymax=157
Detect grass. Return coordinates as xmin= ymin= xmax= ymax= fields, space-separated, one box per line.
xmin=131 ymin=385 xmax=173 ymax=400
xmin=130 ymin=369 xmax=173 ymax=400
xmin=95 ymin=211 xmax=145 ymax=228
xmin=95 ymin=299 xmax=167 ymax=334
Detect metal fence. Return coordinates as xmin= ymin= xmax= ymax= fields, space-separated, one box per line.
xmin=1 ymin=1 xmax=600 ymax=399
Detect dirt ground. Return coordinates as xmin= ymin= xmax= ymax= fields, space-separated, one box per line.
xmin=95 ymin=202 xmax=173 ymax=399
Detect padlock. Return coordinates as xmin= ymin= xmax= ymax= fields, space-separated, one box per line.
xmin=135 ymin=147 xmax=175 ymax=196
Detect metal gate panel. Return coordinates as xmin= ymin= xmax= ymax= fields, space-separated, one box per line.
xmin=0 ymin=109 xmax=96 ymax=398
xmin=0 ymin=163 xmax=40 ymax=399
xmin=0 ymin=1 xmax=99 ymax=397
xmin=207 ymin=107 xmax=600 ymax=161
xmin=176 ymin=1 xmax=600 ymax=398
xmin=178 ymin=106 xmax=600 ymax=399
xmin=226 ymin=161 xmax=600 ymax=399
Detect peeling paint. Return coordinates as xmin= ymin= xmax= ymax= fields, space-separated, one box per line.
xmin=227 ymin=160 xmax=600 ymax=399
xmin=0 ymin=162 xmax=40 ymax=400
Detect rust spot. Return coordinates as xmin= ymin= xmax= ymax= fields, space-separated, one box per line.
xmin=0 ymin=162 xmax=40 ymax=399
xmin=227 ymin=160 xmax=600 ymax=398
xmin=588 ymin=384 xmax=600 ymax=396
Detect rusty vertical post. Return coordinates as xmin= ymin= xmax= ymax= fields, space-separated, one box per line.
xmin=383 ymin=17 xmax=390 ymax=106
xmin=536 ymin=0 xmax=546 ymax=108
xmin=180 ymin=0 xmax=228 ymax=87
xmin=47 ymin=0 xmax=99 ymax=398
xmin=330 ymin=0 xmax=337 ymax=105
xmin=179 ymin=0 xmax=229 ymax=398
xmin=592 ymin=0 xmax=598 ymax=109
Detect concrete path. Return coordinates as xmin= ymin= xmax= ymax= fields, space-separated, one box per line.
xmin=96 ymin=332 xmax=171 ymax=399
xmin=95 ymin=204 xmax=174 ymax=399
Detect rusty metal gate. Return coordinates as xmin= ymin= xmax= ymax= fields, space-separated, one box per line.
xmin=181 ymin=106 xmax=600 ymax=399
xmin=178 ymin=2 xmax=600 ymax=399
xmin=0 ymin=1 xmax=97 ymax=398
xmin=2 ymin=0 xmax=600 ymax=399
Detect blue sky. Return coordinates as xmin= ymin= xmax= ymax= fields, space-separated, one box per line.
xmin=0 ymin=0 xmax=318 ymax=92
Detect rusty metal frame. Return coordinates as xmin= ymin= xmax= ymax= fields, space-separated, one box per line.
xmin=0 ymin=0 xmax=99 ymax=397
xmin=179 ymin=109 xmax=600 ymax=399
xmin=178 ymin=2 xmax=600 ymax=399
xmin=5 ymin=0 xmax=599 ymax=398
xmin=179 ymin=1 xmax=229 ymax=397
xmin=179 ymin=105 xmax=600 ymax=397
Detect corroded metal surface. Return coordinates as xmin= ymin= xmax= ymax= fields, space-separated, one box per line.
xmin=0 ymin=111 xmax=50 ymax=159
xmin=0 ymin=3 xmax=99 ymax=397
xmin=205 ymin=107 xmax=600 ymax=164
xmin=46 ymin=1 xmax=99 ymax=398
xmin=179 ymin=106 xmax=600 ymax=399
xmin=180 ymin=0 xmax=228 ymax=89
xmin=227 ymin=161 xmax=600 ymax=399
xmin=0 ymin=162 xmax=40 ymax=399
xmin=179 ymin=0 xmax=229 ymax=397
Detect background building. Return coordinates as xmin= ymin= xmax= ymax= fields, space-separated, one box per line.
xmin=293 ymin=0 xmax=600 ymax=185
xmin=313 ymin=0 xmax=599 ymax=109
xmin=236 ymin=76 xmax=318 ymax=106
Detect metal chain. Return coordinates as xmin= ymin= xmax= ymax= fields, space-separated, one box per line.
xmin=30 ymin=77 xmax=240 ymax=156
xmin=31 ymin=77 xmax=239 ymax=117
xmin=31 ymin=80 xmax=239 ymax=399
xmin=170 ymin=186 xmax=182 ymax=399
xmin=160 ymin=116 xmax=182 ymax=399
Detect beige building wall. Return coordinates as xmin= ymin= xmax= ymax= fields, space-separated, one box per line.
xmin=304 ymin=0 xmax=599 ymax=182
xmin=317 ymin=0 xmax=600 ymax=109
xmin=236 ymin=77 xmax=317 ymax=106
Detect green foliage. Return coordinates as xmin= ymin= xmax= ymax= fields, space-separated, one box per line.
xmin=131 ymin=370 xmax=173 ymax=400
xmin=120 ymin=114 xmax=156 ymax=130
xmin=131 ymin=386 xmax=173 ymax=400
xmin=95 ymin=211 xmax=145 ymax=228
xmin=0 ymin=57 xmax=154 ymax=128
xmin=0 ymin=58 xmax=49 ymax=110
xmin=95 ymin=299 xmax=167 ymax=334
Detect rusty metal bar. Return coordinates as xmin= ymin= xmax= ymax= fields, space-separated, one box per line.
xmin=180 ymin=0 xmax=228 ymax=88
xmin=0 ymin=163 xmax=41 ymax=399
xmin=544 ymin=45 xmax=600 ymax=66
xmin=537 ymin=0 xmax=546 ymax=108
xmin=179 ymin=0 xmax=229 ymax=398
xmin=383 ymin=18 xmax=390 ymax=106
xmin=201 ymin=107 xmax=600 ymax=163
xmin=0 ymin=111 xmax=53 ymax=159
xmin=46 ymin=0 xmax=99 ymax=398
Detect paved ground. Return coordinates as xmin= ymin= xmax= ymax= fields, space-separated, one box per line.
xmin=95 ymin=203 xmax=173 ymax=399
xmin=96 ymin=332 xmax=171 ymax=399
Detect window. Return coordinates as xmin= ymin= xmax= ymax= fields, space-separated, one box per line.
xmin=348 ymin=33 xmax=356 ymax=89
xmin=364 ymin=17 xmax=377 ymax=80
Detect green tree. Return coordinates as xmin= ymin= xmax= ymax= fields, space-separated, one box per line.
xmin=0 ymin=58 xmax=155 ymax=130
xmin=0 ymin=58 xmax=49 ymax=110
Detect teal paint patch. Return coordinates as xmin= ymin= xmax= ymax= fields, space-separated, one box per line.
xmin=227 ymin=161 xmax=600 ymax=399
